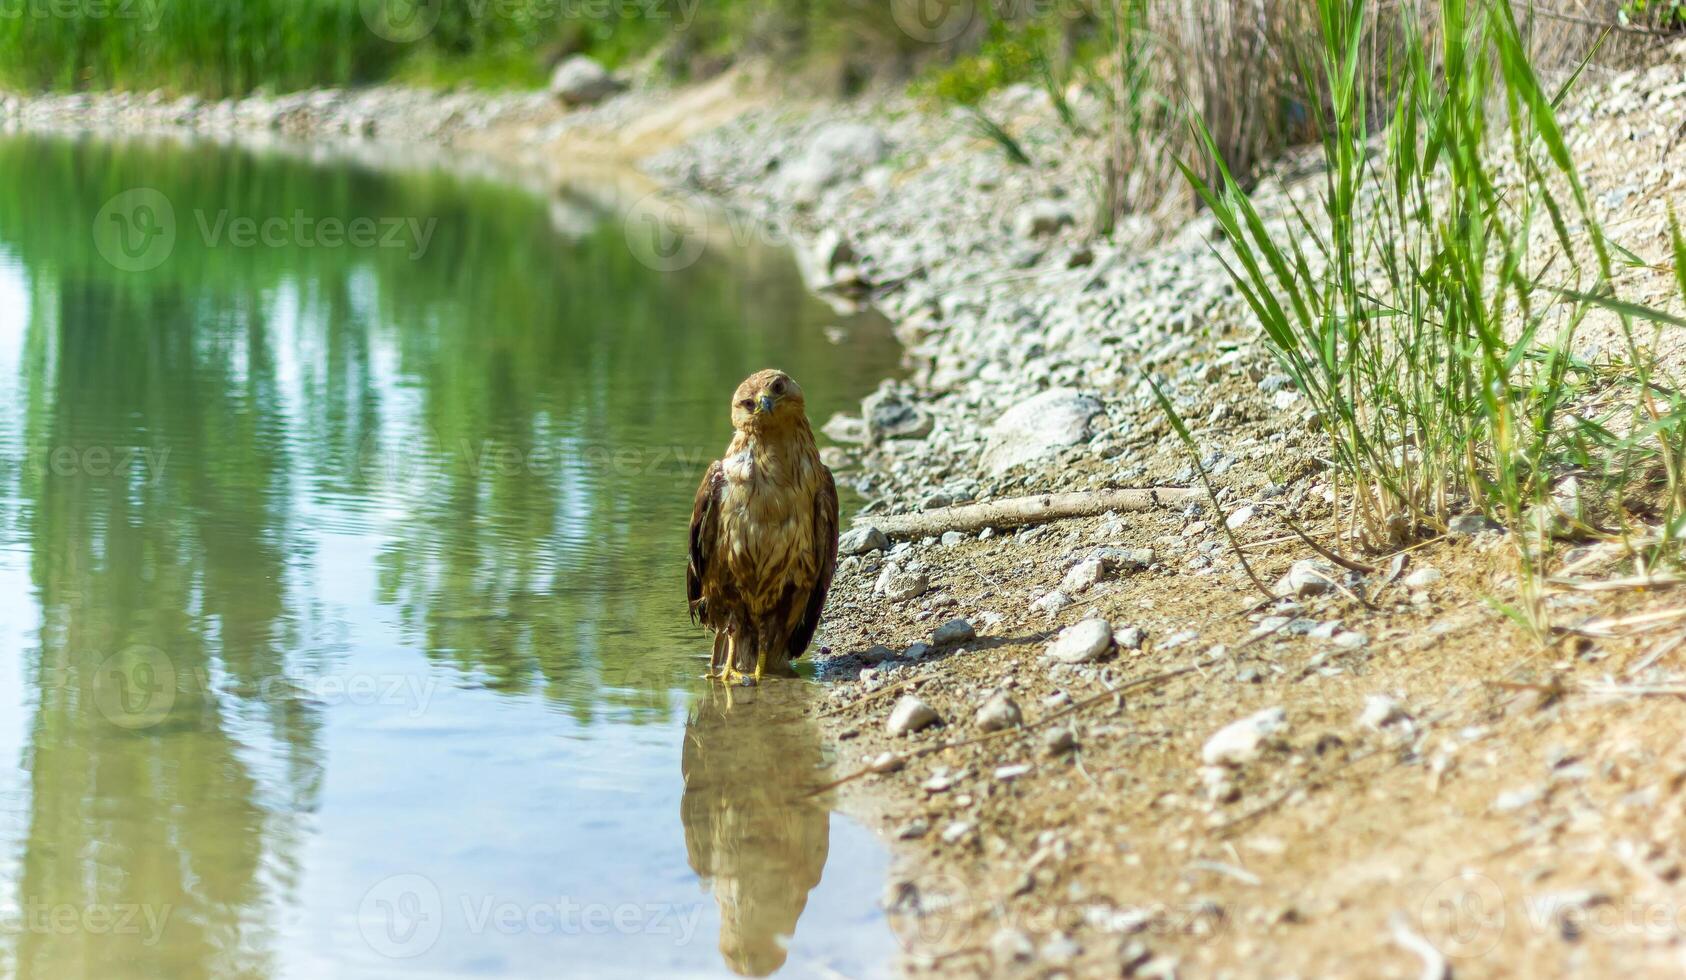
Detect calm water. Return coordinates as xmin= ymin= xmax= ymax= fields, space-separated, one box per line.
xmin=0 ymin=134 xmax=903 ymax=978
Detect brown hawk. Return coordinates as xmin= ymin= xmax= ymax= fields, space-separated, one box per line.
xmin=687 ymin=369 xmax=839 ymax=683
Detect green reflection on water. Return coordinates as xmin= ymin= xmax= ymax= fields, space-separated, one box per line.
xmin=0 ymin=133 xmax=899 ymax=978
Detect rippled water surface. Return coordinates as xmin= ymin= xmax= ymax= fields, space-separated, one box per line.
xmin=0 ymin=134 xmax=903 ymax=978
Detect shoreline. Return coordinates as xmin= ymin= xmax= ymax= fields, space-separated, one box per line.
xmin=636 ymin=50 xmax=1686 ymax=978
xmin=16 ymin=60 xmax=1686 ymax=976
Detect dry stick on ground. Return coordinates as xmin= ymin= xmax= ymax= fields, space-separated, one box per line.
xmin=1283 ymin=514 xmax=1378 ymax=574
xmin=815 ymin=678 xmax=922 ymax=719
xmin=854 ymin=487 xmax=1202 ymax=539
xmin=1547 ymin=573 xmax=1686 ymax=592
xmin=1568 ymin=604 xmax=1686 ymax=636
xmin=1626 ymin=629 xmax=1686 ymax=676
xmin=1303 ymin=565 xmax=1380 ymax=610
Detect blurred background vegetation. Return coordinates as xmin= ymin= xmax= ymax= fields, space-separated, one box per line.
xmin=0 ymin=0 xmax=935 ymax=95
xmin=3 ymin=1 xmax=1673 ymax=194
xmin=0 ymin=2 xmax=1661 ymax=94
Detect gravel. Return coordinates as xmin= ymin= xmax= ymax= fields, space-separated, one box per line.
xmin=1202 ymin=707 xmax=1289 ymax=767
xmin=976 ymin=691 xmax=1023 ymax=731
xmin=887 ymin=695 xmax=940 ymax=735
xmin=841 ymin=525 xmax=891 ymax=555
xmin=932 ymin=618 xmax=977 ymax=646
xmin=1047 ymin=619 xmax=1115 ymax=664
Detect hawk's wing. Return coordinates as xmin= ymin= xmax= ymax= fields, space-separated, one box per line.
xmin=687 ymin=460 xmax=723 ymax=626
xmin=786 ymin=465 xmax=839 ymax=659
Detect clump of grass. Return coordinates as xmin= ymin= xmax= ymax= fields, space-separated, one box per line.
xmin=963 ymin=107 xmax=1033 ymax=165
xmin=1092 ymin=0 xmax=1177 ymax=234
xmin=1176 ymin=0 xmax=1684 ymax=636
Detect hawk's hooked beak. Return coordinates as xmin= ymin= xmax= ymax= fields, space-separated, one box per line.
xmin=756 ymin=393 xmax=777 ymax=414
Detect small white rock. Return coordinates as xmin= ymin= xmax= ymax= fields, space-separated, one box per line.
xmin=1114 ymin=624 xmax=1146 ymax=650
xmin=1061 ymin=556 xmax=1109 ymax=594
xmin=1031 ymin=589 xmax=1072 ymax=616
xmin=1404 ymin=566 xmax=1443 ymax=589
xmin=840 ymin=525 xmax=889 ymax=555
xmin=1047 ymin=619 xmax=1114 ymax=664
xmin=940 ymin=820 xmax=973 ymax=843
xmin=860 ymin=644 xmax=895 ymax=664
xmin=1359 ymin=694 xmax=1406 ymax=729
xmin=976 ymin=691 xmax=1023 ymax=732
xmin=1040 ymin=934 xmax=1083 ymax=965
xmin=1277 ymin=559 xmax=1338 ymax=597
xmin=991 ymin=928 xmax=1035 ymax=963
xmin=887 ymin=695 xmax=939 ymax=735
xmin=1226 ymin=505 xmax=1255 ymax=530
xmin=1493 ymin=786 xmax=1543 ymax=812
xmin=932 ymin=618 xmax=976 ymax=646
xmin=880 ymin=568 xmax=929 ymax=601
xmin=1043 ymin=727 xmax=1078 ymax=755
xmin=1202 ymin=707 xmax=1289 ymax=767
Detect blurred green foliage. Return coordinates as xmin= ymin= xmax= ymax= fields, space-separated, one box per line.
xmin=914 ymin=18 xmax=1056 ymax=106
xmin=1621 ymin=0 xmax=1686 ymax=27
xmin=0 ymin=0 xmax=933 ymax=96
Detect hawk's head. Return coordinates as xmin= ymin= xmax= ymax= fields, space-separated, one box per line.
xmin=731 ymin=369 xmax=808 ymax=434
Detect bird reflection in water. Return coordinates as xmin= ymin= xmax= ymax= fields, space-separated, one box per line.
xmin=681 ymin=680 xmax=832 ymax=976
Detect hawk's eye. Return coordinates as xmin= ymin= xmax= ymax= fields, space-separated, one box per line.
xmin=737 ymin=399 xmax=755 ymax=410
xmin=771 ymin=379 xmax=786 ymax=394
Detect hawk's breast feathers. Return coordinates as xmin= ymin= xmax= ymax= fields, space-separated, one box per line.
xmin=687 ymin=372 xmax=838 ymax=665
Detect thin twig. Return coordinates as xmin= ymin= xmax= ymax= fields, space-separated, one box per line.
xmin=817 ymin=678 xmax=920 ymax=719
xmin=1547 ymin=573 xmax=1686 ymax=592
xmin=1303 ymin=564 xmax=1379 ymax=610
xmin=1284 ymin=514 xmax=1379 ymax=573
xmin=1567 ymin=605 xmax=1686 ymax=636
xmin=1529 ymin=3 xmax=1681 ymax=36
xmin=1186 ymin=860 xmax=1262 ymax=886
xmin=1626 ymin=629 xmax=1686 ymax=677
